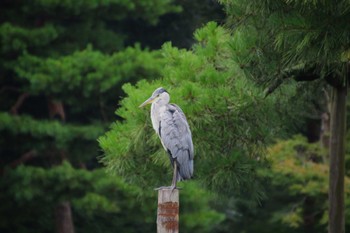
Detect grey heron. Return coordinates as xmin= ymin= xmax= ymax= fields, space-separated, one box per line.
xmin=139 ymin=87 xmax=194 ymax=189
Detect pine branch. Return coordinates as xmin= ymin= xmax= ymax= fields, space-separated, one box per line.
xmin=264 ymin=77 xmax=285 ymax=97
xmin=264 ymin=66 xmax=324 ymax=97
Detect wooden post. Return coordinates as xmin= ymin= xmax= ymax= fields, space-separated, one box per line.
xmin=157 ymin=188 xmax=179 ymax=233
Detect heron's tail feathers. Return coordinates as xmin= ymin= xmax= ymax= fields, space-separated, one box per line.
xmin=177 ymin=159 xmax=193 ymax=181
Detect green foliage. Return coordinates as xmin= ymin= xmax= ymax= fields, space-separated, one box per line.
xmin=0 ymin=112 xmax=103 ymax=143
xmin=6 ymin=0 xmax=348 ymax=232
xmin=0 ymin=23 xmax=59 ymax=53
xmin=222 ymin=0 xmax=350 ymax=81
xmin=227 ymin=135 xmax=350 ymax=233
xmin=267 ymin=135 xmax=350 ymax=230
xmin=13 ymin=45 xmax=165 ymax=112
xmin=180 ymin=182 xmax=225 ymax=232
xmin=0 ymin=0 xmax=180 ymax=58
xmin=263 ymin=136 xmax=329 ymax=229
xmin=99 ymin=22 xmax=300 ymax=200
xmin=217 ymin=2 xmax=350 ymax=232
xmin=0 ymin=162 xmax=146 ymax=232
xmin=0 ymin=162 xmax=224 ymax=233
xmin=0 ymin=1 xmax=229 ymax=232
xmin=0 ymin=112 xmax=104 ymax=162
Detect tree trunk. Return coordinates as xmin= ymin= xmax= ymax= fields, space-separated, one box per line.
xmin=55 ymin=201 xmax=75 ymax=233
xmin=328 ymin=85 xmax=347 ymax=233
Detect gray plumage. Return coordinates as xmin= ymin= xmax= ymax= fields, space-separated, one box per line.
xmin=139 ymin=87 xmax=194 ymax=188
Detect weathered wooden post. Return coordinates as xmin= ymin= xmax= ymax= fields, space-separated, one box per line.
xmin=157 ymin=188 xmax=179 ymax=233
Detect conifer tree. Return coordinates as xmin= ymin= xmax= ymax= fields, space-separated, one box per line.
xmin=220 ymin=1 xmax=350 ymax=232
xmin=0 ymin=1 xmax=174 ymax=232
xmin=99 ymin=22 xmax=302 ymax=202
xmin=0 ymin=1 xmax=228 ymax=232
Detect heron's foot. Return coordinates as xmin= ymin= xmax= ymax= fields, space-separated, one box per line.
xmin=154 ymin=186 xmax=181 ymax=191
xmin=154 ymin=186 xmax=168 ymax=190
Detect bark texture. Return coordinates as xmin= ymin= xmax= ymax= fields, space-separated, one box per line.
xmin=328 ymin=85 xmax=346 ymax=233
xmin=55 ymin=201 xmax=75 ymax=233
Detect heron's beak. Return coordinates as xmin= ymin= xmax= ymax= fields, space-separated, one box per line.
xmin=139 ymin=96 xmax=155 ymax=108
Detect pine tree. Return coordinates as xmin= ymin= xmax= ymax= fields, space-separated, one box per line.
xmin=0 ymin=1 xmax=229 ymax=232
xmin=220 ymin=1 xmax=350 ymax=232
xmin=99 ymin=22 xmax=302 ymax=202
xmin=0 ymin=1 xmax=175 ymax=232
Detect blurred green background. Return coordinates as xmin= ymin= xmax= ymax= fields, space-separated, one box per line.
xmin=1 ymin=0 xmax=350 ymax=233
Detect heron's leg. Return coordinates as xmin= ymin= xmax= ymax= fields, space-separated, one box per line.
xmin=154 ymin=162 xmax=179 ymax=191
xmin=170 ymin=162 xmax=177 ymax=190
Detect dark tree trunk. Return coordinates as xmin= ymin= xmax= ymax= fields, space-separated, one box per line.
xmin=320 ymin=112 xmax=330 ymax=150
xmin=55 ymin=201 xmax=75 ymax=233
xmin=328 ymin=85 xmax=346 ymax=233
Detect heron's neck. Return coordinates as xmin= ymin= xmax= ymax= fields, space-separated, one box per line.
xmin=150 ymin=102 xmax=166 ymax=134
xmin=151 ymin=101 xmax=167 ymax=116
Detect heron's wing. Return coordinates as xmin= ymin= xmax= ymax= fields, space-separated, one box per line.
xmin=159 ymin=104 xmax=194 ymax=179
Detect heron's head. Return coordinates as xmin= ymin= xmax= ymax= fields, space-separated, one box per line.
xmin=139 ymin=87 xmax=169 ymax=108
